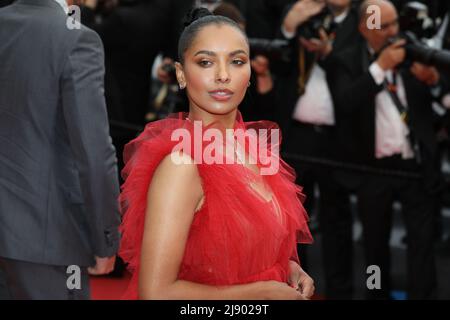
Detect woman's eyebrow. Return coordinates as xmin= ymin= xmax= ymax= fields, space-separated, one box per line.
xmin=194 ymin=50 xmax=215 ymax=57
xmin=229 ymin=49 xmax=248 ymax=57
xmin=194 ymin=49 xmax=248 ymax=57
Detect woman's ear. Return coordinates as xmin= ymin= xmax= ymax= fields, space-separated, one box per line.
xmin=175 ymin=62 xmax=186 ymax=88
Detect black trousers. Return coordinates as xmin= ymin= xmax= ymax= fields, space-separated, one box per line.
xmin=0 ymin=257 xmax=90 ymax=300
xmin=357 ymin=156 xmax=437 ymax=300
xmin=285 ymin=120 xmax=354 ymax=299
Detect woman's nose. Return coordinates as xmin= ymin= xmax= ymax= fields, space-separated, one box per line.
xmin=216 ymin=62 xmax=230 ymax=83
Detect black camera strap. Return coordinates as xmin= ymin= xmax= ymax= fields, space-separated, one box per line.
xmin=383 ymin=71 xmax=409 ymax=123
xmin=382 ymin=70 xmax=422 ymax=164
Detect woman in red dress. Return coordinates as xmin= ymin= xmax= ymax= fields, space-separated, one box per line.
xmin=119 ymin=8 xmax=314 ymax=300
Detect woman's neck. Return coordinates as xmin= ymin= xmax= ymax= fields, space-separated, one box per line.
xmin=188 ymin=106 xmax=237 ymax=130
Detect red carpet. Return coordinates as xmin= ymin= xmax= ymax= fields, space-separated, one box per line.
xmin=90 ymin=272 xmax=131 ymax=300
xmin=90 ymin=272 xmax=323 ymax=300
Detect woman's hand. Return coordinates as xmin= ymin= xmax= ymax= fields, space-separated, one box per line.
xmin=287 ymin=260 xmax=315 ymax=299
xmin=257 ymin=280 xmax=307 ymax=300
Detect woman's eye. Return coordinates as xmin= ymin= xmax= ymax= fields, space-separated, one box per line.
xmin=232 ymin=60 xmax=246 ymax=65
xmin=198 ymin=60 xmax=212 ymax=67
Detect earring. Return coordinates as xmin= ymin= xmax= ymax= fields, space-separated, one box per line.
xmin=179 ymin=83 xmax=186 ymax=90
xmin=247 ymin=81 xmax=251 ymax=87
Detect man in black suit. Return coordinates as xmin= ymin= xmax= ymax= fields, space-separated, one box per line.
xmin=274 ymin=0 xmax=360 ymax=299
xmin=329 ymin=0 xmax=441 ymax=299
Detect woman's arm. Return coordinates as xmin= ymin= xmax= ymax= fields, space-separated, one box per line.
xmin=138 ymin=151 xmax=304 ymax=300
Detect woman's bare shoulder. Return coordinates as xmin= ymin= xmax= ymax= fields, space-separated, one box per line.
xmin=149 ymin=150 xmax=203 ymax=207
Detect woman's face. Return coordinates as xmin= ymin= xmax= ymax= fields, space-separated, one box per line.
xmin=176 ymin=24 xmax=251 ymax=116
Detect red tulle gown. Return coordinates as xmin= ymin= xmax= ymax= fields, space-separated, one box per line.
xmin=118 ymin=111 xmax=313 ymax=299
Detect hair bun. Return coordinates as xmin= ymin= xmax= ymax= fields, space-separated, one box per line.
xmin=183 ymin=7 xmax=213 ymax=28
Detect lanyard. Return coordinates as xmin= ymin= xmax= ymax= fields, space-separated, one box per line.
xmin=383 ymin=70 xmax=409 ymax=124
xmin=382 ymin=71 xmax=422 ymax=164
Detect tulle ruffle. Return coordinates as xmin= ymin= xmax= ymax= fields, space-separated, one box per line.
xmin=118 ymin=111 xmax=313 ymax=299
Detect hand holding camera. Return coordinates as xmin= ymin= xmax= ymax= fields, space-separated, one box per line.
xmin=410 ymin=62 xmax=439 ymax=86
xmin=283 ymin=0 xmax=325 ymax=34
xmin=376 ymin=39 xmax=407 ymax=71
xmin=299 ymin=28 xmax=333 ymax=58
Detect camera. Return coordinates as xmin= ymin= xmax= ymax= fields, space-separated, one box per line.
xmin=388 ymin=1 xmax=450 ymax=73
xmin=394 ymin=32 xmax=450 ymax=74
xmin=399 ymin=1 xmax=436 ymax=39
xmin=248 ymin=38 xmax=292 ymax=62
xmin=297 ymin=3 xmax=338 ymax=40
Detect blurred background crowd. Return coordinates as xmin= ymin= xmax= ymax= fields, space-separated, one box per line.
xmin=1 ymin=0 xmax=449 ymax=299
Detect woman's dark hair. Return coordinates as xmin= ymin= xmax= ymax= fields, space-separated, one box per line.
xmin=212 ymin=2 xmax=246 ymax=27
xmin=177 ymin=7 xmax=248 ymax=64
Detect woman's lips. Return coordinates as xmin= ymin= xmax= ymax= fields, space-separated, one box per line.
xmin=208 ymin=89 xmax=234 ymax=102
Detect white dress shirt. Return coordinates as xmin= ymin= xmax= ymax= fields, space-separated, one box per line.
xmin=291 ymin=64 xmax=335 ymax=125
xmin=369 ymin=62 xmax=415 ymax=159
xmin=281 ymin=10 xmax=350 ymax=126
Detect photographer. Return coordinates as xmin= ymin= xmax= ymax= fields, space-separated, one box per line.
xmin=273 ymin=0 xmax=360 ymax=299
xmin=328 ymin=0 xmax=443 ymax=299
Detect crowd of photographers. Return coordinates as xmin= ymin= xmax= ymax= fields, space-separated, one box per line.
xmin=2 ymin=0 xmax=448 ymax=299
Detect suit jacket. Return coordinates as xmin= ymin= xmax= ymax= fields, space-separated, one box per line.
xmin=328 ymin=41 xmax=441 ymax=192
xmin=273 ymin=5 xmax=360 ymax=142
xmin=0 ymin=0 xmax=121 ymax=266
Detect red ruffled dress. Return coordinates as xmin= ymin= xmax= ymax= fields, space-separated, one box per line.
xmin=118 ymin=111 xmax=313 ymax=299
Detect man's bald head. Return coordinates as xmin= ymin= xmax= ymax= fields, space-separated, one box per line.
xmin=358 ymin=0 xmax=399 ymax=52
xmin=359 ymin=0 xmax=397 ymax=25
